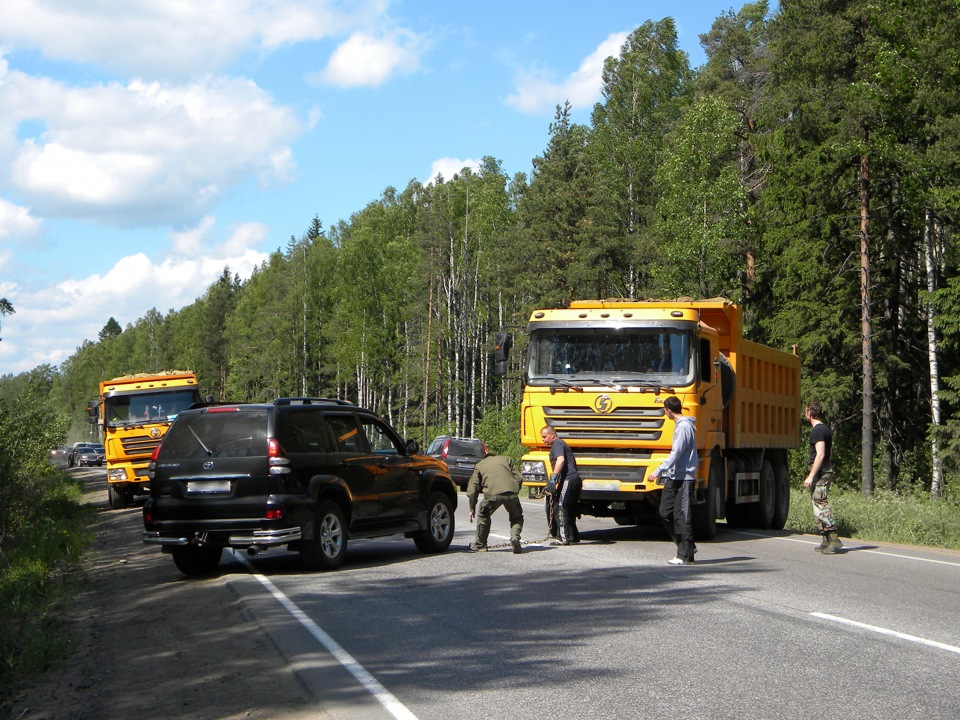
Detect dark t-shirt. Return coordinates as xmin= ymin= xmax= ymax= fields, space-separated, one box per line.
xmin=808 ymin=422 xmax=833 ymax=471
xmin=549 ymin=437 xmax=581 ymax=482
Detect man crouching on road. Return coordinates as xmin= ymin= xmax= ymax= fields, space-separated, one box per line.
xmin=467 ymin=453 xmax=524 ymax=554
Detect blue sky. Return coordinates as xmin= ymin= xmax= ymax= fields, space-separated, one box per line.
xmin=0 ymin=0 xmax=752 ymax=375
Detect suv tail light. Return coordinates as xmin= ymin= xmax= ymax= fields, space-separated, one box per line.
xmin=441 ymin=437 xmax=450 ymax=459
xmin=267 ymin=438 xmax=290 ymax=475
xmin=148 ymin=443 xmax=162 ymax=479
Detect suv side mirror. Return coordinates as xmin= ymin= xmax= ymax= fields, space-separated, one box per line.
xmin=493 ymin=332 xmax=512 ymax=378
xmin=405 ymin=439 xmax=420 ymax=456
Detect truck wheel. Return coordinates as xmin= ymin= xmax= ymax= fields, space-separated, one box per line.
xmin=300 ymin=501 xmax=347 ymax=571
xmin=172 ymin=546 xmax=223 ymax=576
xmin=749 ymin=460 xmax=776 ymax=529
xmin=107 ymin=484 xmax=128 ymax=510
xmin=771 ymin=461 xmax=790 ymax=530
xmin=693 ymin=451 xmax=723 ymax=540
xmin=413 ymin=492 xmax=455 ymax=553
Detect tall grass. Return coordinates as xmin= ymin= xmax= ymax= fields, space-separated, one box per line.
xmin=0 ymin=474 xmax=92 ymax=707
xmin=786 ymin=487 xmax=960 ymax=549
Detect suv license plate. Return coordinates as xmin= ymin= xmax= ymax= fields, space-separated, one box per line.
xmin=187 ymin=480 xmax=231 ymax=494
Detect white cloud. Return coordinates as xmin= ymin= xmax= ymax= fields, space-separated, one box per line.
xmin=506 ymin=31 xmax=628 ymax=114
xmin=315 ymin=30 xmax=422 ymax=88
xmin=0 ymin=0 xmax=383 ymax=80
xmin=0 ymin=197 xmax=42 ymax=241
xmin=425 ymin=157 xmax=482 ymax=185
xmin=0 ymin=222 xmax=270 ymax=374
xmin=0 ymin=66 xmax=301 ymax=226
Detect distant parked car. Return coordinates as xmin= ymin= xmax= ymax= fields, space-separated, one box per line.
xmin=74 ymin=446 xmax=105 ymax=467
xmin=49 ymin=445 xmax=69 ymax=468
xmin=426 ymin=436 xmax=488 ymax=490
xmin=67 ymin=442 xmax=97 ymax=467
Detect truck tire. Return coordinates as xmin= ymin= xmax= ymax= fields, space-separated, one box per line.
xmin=692 ymin=450 xmax=723 ymax=540
xmin=413 ymin=491 xmax=455 ymax=553
xmin=772 ymin=461 xmax=790 ymax=530
xmin=300 ymin=501 xmax=348 ymax=571
xmin=718 ymin=354 xmax=735 ymax=409
xmin=172 ymin=546 xmax=223 ymax=576
xmin=748 ymin=459 xmax=776 ymax=529
xmin=107 ymin=484 xmax=128 ymax=510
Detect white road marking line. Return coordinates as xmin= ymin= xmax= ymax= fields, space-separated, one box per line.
xmin=811 ymin=612 xmax=960 ymax=655
xmin=729 ymin=530 xmax=960 ymax=568
xmin=238 ymin=556 xmax=419 ymax=720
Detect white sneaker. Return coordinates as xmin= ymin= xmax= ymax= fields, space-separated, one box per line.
xmin=668 ymin=556 xmax=692 ymax=566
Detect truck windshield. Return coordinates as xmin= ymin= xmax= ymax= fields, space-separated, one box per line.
xmin=527 ymin=327 xmax=696 ymax=387
xmin=104 ymin=389 xmax=201 ymax=427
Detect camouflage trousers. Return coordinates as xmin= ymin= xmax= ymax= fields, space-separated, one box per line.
xmin=476 ymin=493 xmax=524 ymax=546
xmin=810 ymin=471 xmax=838 ymax=533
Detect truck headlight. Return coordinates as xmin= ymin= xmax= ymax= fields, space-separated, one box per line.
xmin=108 ymin=468 xmax=128 ymax=482
xmin=521 ymin=460 xmax=547 ymax=477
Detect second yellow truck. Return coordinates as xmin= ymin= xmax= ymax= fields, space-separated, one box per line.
xmin=495 ymin=298 xmax=801 ymax=539
xmin=89 ymin=371 xmax=202 ymax=509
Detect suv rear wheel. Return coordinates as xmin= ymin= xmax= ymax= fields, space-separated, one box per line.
xmin=300 ymin=501 xmax=348 ymax=570
xmin=413 ymin=491 xmax=455 ymax=553
xmin=172 ymin=546 xmax=223 ymax=576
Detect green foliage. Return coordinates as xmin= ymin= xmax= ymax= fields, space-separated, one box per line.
xmin=0 ymin=385 xmax=71 ymax=536
xmin=2 ymin=0 xmax=960 ymax=503
xmin=0 ymin=378 xmax=91 ymax=702
xmin=473 ymin=402 xmax=523 ymax=461
xmin=654 ymin=96 xmax=746 ymax=298
xmin=786 ymin=487 xmax=960 ymax=549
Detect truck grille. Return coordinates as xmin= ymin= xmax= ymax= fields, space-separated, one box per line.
xmin=120 ymin=434 xmax=162 ymax=458
xmin=543 ymin=405 xmax=666 ymax=442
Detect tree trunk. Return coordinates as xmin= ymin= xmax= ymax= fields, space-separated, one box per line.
xmin=924 ymin=207 xmax=944 ymax=498
xmin=859 ymin=148 xmax=875 ymax=497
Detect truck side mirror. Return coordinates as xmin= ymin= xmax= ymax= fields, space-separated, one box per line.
xmin=86 ymin=400 xmax=99 ymax=424
xmin=493 ymin=332 xmax=512 ymax=377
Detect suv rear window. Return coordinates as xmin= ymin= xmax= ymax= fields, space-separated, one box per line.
xmin=160 ymin=410 xmax=269 ymax=459
xmin=449 ymin=440 xmax=485 ymax=457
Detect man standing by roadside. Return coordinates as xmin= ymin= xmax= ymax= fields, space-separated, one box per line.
xmin=467 ymin=453 xmax=525 ymax=554
xmin=804 ymin=401 xmax=843 ymax=554
xmin=541 ymin=425 xmax=582 ymax=545
xmin=649 ymin=396 xmax=698 ymax=565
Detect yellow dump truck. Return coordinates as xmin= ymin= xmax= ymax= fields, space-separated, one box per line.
xmin=494 ymin=299 xmax=801 ymax=539
xmin=88 ymin=371 xmax=201 ymax=509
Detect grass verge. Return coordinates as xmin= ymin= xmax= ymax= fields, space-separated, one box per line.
xmin=0 ymin=475 xmax=93 ymax=710
xmin=786 ymin=487 xmax=960 ymax=549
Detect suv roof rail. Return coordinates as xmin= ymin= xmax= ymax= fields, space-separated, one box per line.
xmin=273 ymin=397 xmax=356 ymax=407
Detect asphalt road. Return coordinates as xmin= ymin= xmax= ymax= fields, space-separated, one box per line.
xmin=33 ymin=469 xmax=959 ymax=720
xmin=207 ymin=491 xmax=960 ymax=720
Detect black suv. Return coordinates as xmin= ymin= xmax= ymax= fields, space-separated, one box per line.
xmin=143 ymin=398 xmax=457 ymax=576
xmin=426 ymin=436 xmax=488 ymax=490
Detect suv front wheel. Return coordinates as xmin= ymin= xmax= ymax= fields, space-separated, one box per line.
xmin=300 ymin=501 xmax=348 ymax=570
xmin=413 ymin=491 xmax=455 ymax=553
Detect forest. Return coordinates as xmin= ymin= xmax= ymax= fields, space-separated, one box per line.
xmin=3 ymin=0 xmax=960 ymax=500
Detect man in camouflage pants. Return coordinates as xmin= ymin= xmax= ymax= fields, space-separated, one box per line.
xmin=804 ymin=401 xmax=842 ymax=554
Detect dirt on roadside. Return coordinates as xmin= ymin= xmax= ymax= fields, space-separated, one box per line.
xmin=5 ymin=469 xmax=323 ymax=720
